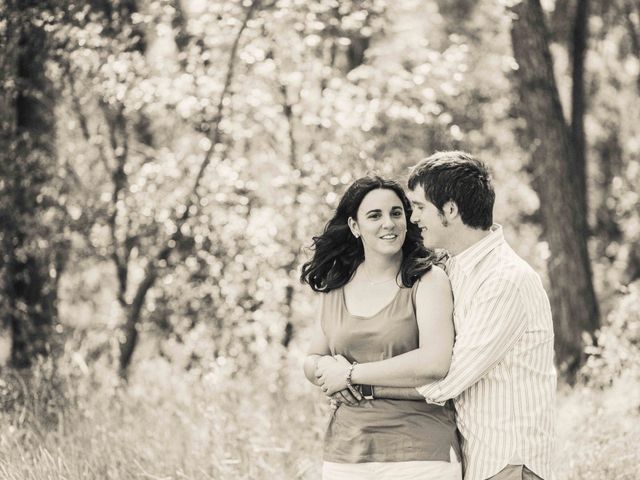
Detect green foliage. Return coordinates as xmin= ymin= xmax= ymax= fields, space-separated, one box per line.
xmin=0 ymin=0 xmax=639 ymax=476
xmin=580 ymin=281 xmax=640 ymax=388
xmin=1 ymin=0 xmax=634 ymax=373
xmin=42 ymin=0 xmax=520 ymax=372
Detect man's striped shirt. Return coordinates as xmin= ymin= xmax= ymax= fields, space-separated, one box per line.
xmin=417 ymin=225 xmax=556 ymax=480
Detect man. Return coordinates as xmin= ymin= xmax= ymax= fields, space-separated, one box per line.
xmin=317 ymin=151 xmax=556 ymax=480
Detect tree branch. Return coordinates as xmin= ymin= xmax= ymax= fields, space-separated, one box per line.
xmin=190 ymin=0 xmax=261 ymax=204
xmin=63 ymin=63 xmax=92 ymax=141
xmin=118 ymin=0 xmax=262 ymax=375
xmin=169 ymin=0 xmax=193 ymax=70
xmin=102 ymin=103 xmax=129 ymax=308
xmin=273 ymin=49 xmax=305 ymax=347
xmin=623 ymin=0 xmax=640 ymax=93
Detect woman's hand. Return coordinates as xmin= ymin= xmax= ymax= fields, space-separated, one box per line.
xmin=316 ymin=354 xmax=352 ymax=396
xmin=315 ymin=355 xmax=337 ymax=375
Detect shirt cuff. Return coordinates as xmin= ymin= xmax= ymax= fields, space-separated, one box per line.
xmin=415 ymin=384 xmax=446 ymax=406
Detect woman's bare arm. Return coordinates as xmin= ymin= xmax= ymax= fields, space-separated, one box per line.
xmin=317 ymin=266 xmax=455 ymax=394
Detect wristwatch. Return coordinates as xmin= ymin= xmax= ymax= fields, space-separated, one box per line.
xmin=360 ymin=384 xmax=374 ymax=400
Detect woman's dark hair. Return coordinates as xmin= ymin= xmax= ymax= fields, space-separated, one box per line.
xmin=300 ymin=175 xmax=438 ymax=293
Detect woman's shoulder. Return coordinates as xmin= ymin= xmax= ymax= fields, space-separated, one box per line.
xmin=414 ymin=265 xmax=451 ymax=295
xmin=417 ymin=265 xmax=449 ymax=285
xmin=318 ymin=286 xmax=344 ymax=306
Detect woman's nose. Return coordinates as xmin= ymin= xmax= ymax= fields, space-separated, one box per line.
xmin=382 ymin=215 xmax=395 ymax=228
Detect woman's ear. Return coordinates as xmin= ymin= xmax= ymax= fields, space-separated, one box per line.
xmin=347 ymin=217 xmax=360 ymax=238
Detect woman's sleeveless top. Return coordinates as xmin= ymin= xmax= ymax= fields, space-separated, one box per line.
xmin=320 ymin=282 xmax=460 ymax=463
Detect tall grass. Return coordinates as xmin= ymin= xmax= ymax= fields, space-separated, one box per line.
xmin=0 ymin=349 xmax=327 ymax=480
xmin=1 ymin=350 xmax=638 ymax=480
xmin=555 ymin=372 xmax=640 ymax=480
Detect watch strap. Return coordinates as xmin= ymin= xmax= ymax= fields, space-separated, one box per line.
xmin=361 ymin=384 xmax=374 ymax=400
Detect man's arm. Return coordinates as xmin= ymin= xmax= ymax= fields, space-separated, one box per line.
xmin=351 ymin=268 xmax=454 ymax=386
xmin=417 ymin=274 xmax=528 ymax=404
xmin=316 ymin=268 xmax=454 ymax=394
xmin=371 ymin=386 xmax=425 ymax=400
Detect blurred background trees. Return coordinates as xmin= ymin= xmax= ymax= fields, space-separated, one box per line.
xmin=1 ymin=1 xmax=639 ymax=478
xmin=1 ymin=0 xmax=639 ymax=383
xmin=1 ymin=0 xmax=65 ymax=368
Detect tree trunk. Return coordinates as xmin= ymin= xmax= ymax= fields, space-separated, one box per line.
xmin=0 ymin=0 xmax=58 ymax=368
xmin=570 ymin=0 xmax=590 ymax=217
xmin=509 ymin=0 xmax=599 ymax=377
xmin=0 ymin=3 xmax=20 ymax=367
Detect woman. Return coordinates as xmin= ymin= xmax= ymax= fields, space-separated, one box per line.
xmin=301 ymin=175 xmax=461 ymax=479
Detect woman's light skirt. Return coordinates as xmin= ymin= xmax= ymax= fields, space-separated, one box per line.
xmin=322 ymin=448 xmax=462 ymax=480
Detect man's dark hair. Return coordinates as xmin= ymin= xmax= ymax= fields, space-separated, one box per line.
xmin=407 ymin=151 xmax=495 ymax=230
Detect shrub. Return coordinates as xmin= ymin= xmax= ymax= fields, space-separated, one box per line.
xmin=579 ymin=280 xmax=640 ymax=388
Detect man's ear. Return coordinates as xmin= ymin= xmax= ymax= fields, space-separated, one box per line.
xmin=347 ymin=217 xmax=360 ymax=238
xmin=443 ymin=201 xmax=459 ymax=221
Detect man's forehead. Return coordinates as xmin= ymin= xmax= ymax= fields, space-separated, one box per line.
xmin=407 ymin=188 xmax=427 ymax=203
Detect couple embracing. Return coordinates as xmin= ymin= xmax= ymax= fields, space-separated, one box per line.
xmin=301 ymin=151 xmax=556 ymax=480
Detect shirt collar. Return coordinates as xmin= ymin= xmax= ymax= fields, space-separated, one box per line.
xmin=451 ymin=224 xmax=504 ymax=275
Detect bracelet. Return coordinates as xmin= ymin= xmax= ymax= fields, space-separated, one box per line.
xmin=346 ymin=361 xmax=358 ymax=396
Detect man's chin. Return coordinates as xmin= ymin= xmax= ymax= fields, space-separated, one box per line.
xmin=420 ymin=234 xmax=435 ymax=249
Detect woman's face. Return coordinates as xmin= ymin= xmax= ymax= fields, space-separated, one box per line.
xmin=350 ymin=188 xmax=407 ymax=258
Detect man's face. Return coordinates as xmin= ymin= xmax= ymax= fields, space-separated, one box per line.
xmin=407 ymin=187 xmax=450 ymax=250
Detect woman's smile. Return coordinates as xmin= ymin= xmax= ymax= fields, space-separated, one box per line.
xmin=379 ymin=233 xmax=399 ymax=241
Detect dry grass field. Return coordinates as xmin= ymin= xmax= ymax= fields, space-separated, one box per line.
xmin=1 ymin=349 xmax=638 ymax=480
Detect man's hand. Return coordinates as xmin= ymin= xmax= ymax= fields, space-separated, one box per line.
xmin=331 ymin=387 xmax=362 ymax=406
xmin=316 ymin=354 xmax=351 ymax=395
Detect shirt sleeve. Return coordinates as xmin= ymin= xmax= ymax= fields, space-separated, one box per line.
xmin=416 ymin=273 xmax=528 ymax=404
